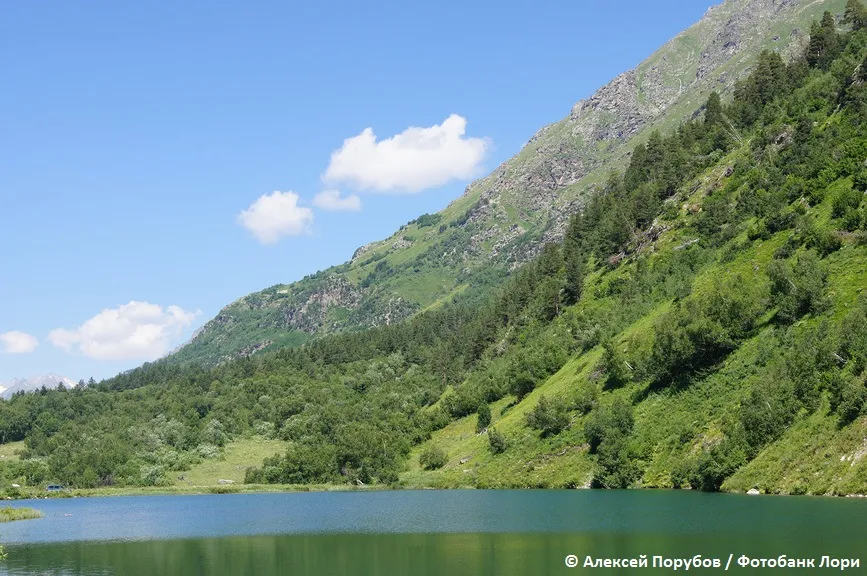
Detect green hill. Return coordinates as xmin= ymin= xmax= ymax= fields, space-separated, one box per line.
xmin=2 ymin=2 xmax=867 ymax=498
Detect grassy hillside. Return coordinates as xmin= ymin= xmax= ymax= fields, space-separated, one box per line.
xmin=406 ymin=187 xmax=867 ymax=494
xmin=170 ymin=436 xmax=285 ymax=488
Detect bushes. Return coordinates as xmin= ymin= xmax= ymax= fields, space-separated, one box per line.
xmin=505 ymin=337 xmax=570 ymax=400
xmin=526 ymin=395 xmax=569 ymax=437
xmin=829 ymin=372 xmax=867 ymax=425
xmin=572 ymin=381 xmax=599 ymax=415
xmin=651 ymin=275 xmax=766 ymax=384
xmin=841 ymin=296 xmax=867 ymax=374
xmin=690 ymin=439 xmax=748 ymax=492
xmin=419 ymin=446 xmax=448 ymax=470
xmin=488 ymin=427 xmax=508 ymax=454
xmin=767 ymin=250 xmax=828 ymax=323
xmin=599 ymin=339 xmax=631 ymax=388
xmin=739 ymin=377 xmax=799 ymax=452
xmin=670 ymin=458 xmax=694 ymax=489
xmin=415 ymin=213 xmax=443 ymax=228
xmin=476 ymin=403 xmax=491 ymax=433
xmin=808 ymin=229 xmax=843 ymax=257
xmin=585 ymin=398 xmax=637 ymax=488
xmin=584 ymin=398 xmax=634 ymax=455
xmin=831 ymin=184 xmax=863 ymax=218
xmin=593 ymin=434 xmax=639 ymax=489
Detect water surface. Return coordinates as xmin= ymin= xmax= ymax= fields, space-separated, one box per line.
xmin=2 ymin=490 xmax=865 ymax=574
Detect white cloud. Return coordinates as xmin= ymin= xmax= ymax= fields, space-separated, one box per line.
xmin=0 ymin=331 xmax=38 ymax=354
xmin=322 ymin=114 xmax=490 ymax=194
xmin=48 ymin=301 xmax=200 ymax=361
xmin=311 ymin=189 xmax=362 ymax=212
xmin=237 ymin=191 xmax=314 ymax=244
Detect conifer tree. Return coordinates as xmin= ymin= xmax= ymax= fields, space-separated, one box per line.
xmin=704 ymin=91 xmax=723 ymax=125
xmin=563 ymin=213 xmax=585 ymax=305
xmin=807 ymin=12 xmax=841 ymax=70
xmin=844 ymin=0 xmax=867 ymax=31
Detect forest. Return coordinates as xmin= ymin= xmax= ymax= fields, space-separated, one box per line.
xmin=2 ymin=3 xmax=867 ymax=494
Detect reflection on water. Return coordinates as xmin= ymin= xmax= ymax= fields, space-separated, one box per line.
xmin=1 ymin=491 xmax=865 ymax=575
xmin=5 ymin=532 xmax=865 ymax=576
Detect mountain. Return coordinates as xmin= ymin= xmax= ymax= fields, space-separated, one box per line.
xmin=169 ymin=0 xmax=848 ymax=367
xmin=0 ymin=373 xmax=77 ymax=399
xmin=2 ymin=1 xmax=866 ymax=496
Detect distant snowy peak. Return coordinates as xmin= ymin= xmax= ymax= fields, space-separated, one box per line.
xmin=0 ymin=373 xmax=77 ymax=399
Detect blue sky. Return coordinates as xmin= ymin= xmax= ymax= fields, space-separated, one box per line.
xmin=1 ymin=0 xmax=715 ymax=382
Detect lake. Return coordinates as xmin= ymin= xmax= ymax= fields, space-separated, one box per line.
xmin=1 ymin=490 xmax=865 ymax=574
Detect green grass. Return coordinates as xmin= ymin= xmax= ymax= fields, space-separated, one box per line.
xmin=0 ymin=441 xmax=24 ymax=463
xmin=403 ymin=352 xmax=601 ymax=489
xmin=0 ymin=507 xmax=42 ymax=522
xmin=172 ymin=436 xmax=286 ymax=488
xmin=724 ymin=402 xmax=867 ymax=496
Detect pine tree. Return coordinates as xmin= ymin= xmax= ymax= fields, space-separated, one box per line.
xmin=807 ymin=12 xmax=841 ymax=70
xmin=844 ymin=0 xmax=867 ymax=31
xmin=563 ymin=241 xmax=585 ymax=305
xmin=704 ymin=91 xmax=723 ymax=125
xmin=563 ymin=213 xmax=585 ymax=305
xmin=535 ymin=242 xmax=563 ymax=278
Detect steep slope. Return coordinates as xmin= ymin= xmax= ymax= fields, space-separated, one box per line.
xmin=172 ymin=0 xmax=845 ymax=368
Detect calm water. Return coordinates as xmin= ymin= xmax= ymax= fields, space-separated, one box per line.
xmin=1 ymin=490 xmax=865 ymax=574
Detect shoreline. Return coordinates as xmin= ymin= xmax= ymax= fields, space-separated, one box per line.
xmin=5 ymin=483 xmax=867 ymax=501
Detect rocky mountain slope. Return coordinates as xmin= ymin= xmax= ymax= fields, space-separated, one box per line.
xmin=171 ymin=0 xmax=846 ymax=367
xmin=0 ymin=373 xmax=77 ymax=399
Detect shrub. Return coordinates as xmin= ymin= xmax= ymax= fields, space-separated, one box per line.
xmin=830 ymin=373 xmax=867 ymax=425
xmin=651 ymin=275 xmax=766 ymax=383
xmin=254 ymin=421 xmax=276 ymax=438
xmin=807 ymin=229 xmax=843 ymax=257
xmin=842 ymin=297 xmax=867 ymax=374
xmin=419 ymin=446 xmax=448 ymax=470
xmin=526 ymin=395 xmax=570 ymax=437
xmin=670 ymin=458 xmax=695 ymax=489
xmin=488 ymin=427 xmax=508 ymax=454
xmin=139 ymin=464 xmax=169 ymax=487
xmin=844 ymin=207 xmax=864 ymax=231
xmin=202 ymin=419 xmax=227 ymax=447
xmin=592 ymin=435 xmax=639 ymax=489
xmin=572 ymin=381 xmax=598 ymax=415
xmin=772 ymin=234 xmax=798 ymax=259
xmin=416 ymin=213 xmax=443 ymax=228
xmin=584 ymin=398 xmax=634 ymax=454
xmin=690 ymin=439 xmax=747 ymax=492
xmin=599 ymin=339 xmax=631 ymax=388
xmin=767 ymin=250 xmax=828 ymax=323
xmin=832 ymin=185 xmax=863 ymax=218
xmin=476 ymin=403 xmax=492 ymax=433
xmin=739 ymin=377 xmax=799 ymax=451
xmin=194 ymin=444 xmax=221 ymax=459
